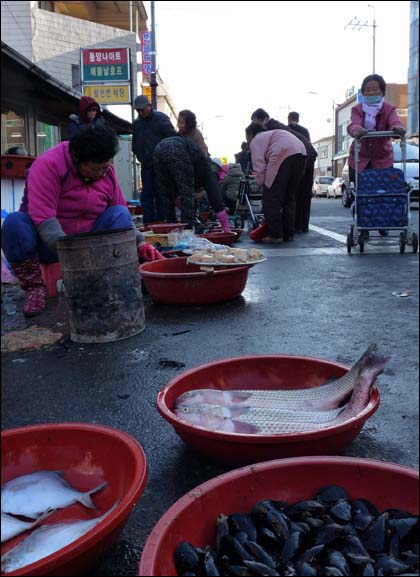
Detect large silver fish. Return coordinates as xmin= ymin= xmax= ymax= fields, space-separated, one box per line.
xmin=175 ymin=345 xmax=383 ymax=412
xmin=174 ymin=345 xmax=387 ymax=434
xmin=1 ymin=510 xmax=55 ymax=543
xmin=1 ymin=502 xmax=119 ymax=573
xmin=1 ymin=471 xmax=108 ymax=519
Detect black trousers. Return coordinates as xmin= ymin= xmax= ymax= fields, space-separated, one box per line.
xmin=263 ymin=154 xmax=306 ymax=239
xmin=295 ymin=157 xmax=315 ymax=232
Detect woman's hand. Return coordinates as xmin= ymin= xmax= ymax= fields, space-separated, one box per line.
xmin=392 ymin=126 xmax=406 ymax=137
xmin=353 ymin=127 xmax=368 ymax=139
xmin=138 ymin=242 xmax=164 ymax=262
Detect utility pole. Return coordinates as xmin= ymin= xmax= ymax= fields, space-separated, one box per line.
xmin=150 ymin=0 xmax=157 ymax=109
xmin=345 ymin=5 xmax=377 ymax=74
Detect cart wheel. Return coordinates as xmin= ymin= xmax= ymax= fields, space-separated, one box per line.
xmin=399 ymin=232 xmax=406 ymax=254
xmin=257 ymin=215 xmax=265 ymax=226
xmin=347 ymin=232 xmax=353 ymax=254
xmin=411 ymin=232 xmax=418 ymax=254
xmin=234 ymin=216 xmax=244 ymax=229
xmin=358 ymin=237 xmax=365 ymax=253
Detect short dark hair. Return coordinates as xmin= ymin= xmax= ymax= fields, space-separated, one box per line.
xmin=361 ymin=74 xmax=386 ymax=95
xmin=251 ymin=108 xmax=270 ymax=122
xmin=245 ymin=122 xmax=266 ymax=139
xmin=288 ymin=111 xmax=299 ymax=122
xmin=178 ymin=109 xmax=197 ymax=131
xmin=69 ymin=123 xmax=119 ymax=163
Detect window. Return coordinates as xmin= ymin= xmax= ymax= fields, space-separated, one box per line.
xmin=36 ymin=121 xmax=59 ymax=155
xmin=1 ymin=110 xmax=27 ymax=154
xmin=319 ymin=146 xmax=329 ymax=159
xmin=72 ymin=65 xmax=81 ymax=92
xmin=38 ymin=1 xmax=54 ymax=11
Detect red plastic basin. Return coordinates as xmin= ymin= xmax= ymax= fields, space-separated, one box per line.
xmin=149 ymin=223 xmax=187 ymax=234
xmin=140 ymin=257 xmax=250 ymax=305
xmin=198 ymin=231 xmax=238 ymax=245
xmin=139 ymin=456 xmax=419 ymax=576
xmin=1 ymin=423 xmax=148 ymax=576
xmin=157 ymin=355 xmax=380 ymax=465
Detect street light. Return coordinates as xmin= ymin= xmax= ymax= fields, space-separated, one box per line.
xmin=345 ymin=4 xmax=377 ymax=73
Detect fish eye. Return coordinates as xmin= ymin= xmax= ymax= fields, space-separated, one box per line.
xmin=182 ymin=407 xmax=189 ymax=413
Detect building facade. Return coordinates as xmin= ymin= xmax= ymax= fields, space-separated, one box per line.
xmin=407 ymin=0 xmax=419 ymax=139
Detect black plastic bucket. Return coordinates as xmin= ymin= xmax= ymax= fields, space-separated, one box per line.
xmin=56 ymin=228 xmax=145 ymax=343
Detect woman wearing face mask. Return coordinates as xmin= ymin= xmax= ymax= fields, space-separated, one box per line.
xmin=1 ymin=123 xmax=161 ymax=317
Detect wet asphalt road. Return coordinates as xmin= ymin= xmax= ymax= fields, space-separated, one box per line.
xmin=1 ymin=198 xmax=419 ymax=576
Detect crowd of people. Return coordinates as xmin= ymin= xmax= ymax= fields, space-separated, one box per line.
xmin=2 ymin=73 xmax=405 ymax=317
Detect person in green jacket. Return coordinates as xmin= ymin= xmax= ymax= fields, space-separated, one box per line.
xmin=220 ymin=163 xmax=244 ymax=213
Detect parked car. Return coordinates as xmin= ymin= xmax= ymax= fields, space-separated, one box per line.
xmin=326 ymin=177 xmax=343 ymax=198
xmin=341 ymin=141 xmax=419 ymax=207
xmin=312 ymin=176 xmax=334 ymax=198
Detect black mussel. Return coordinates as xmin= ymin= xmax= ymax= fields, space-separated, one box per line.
xmin=313 ymin=523 xmax=346 ymax=546
xmin=388 ymin=530 xmax=400 ymax=558
xmin=327 ymin=550 xmax=350 ymax=575
xmin=386 ymin=509 xmax=416 ymax=519
xmin=229 ymin=513 xmax=258 ymax=542
xmin=342 ymin=534 xmax=370 ymax=557
xmin=236 ymin=531 xmax=250 ymax=545
xmin=258 ymin=527 xmax=279 ymax=548
xmin=219 ymin=535 xmax=254 ymax=564
xmin=283 ymin=563 xmax=297 ymax=576
xmin=294 ymin=562 xmax=317 ymax=576
xmin=244 ymin=541 xmax=276 ymax=569
xmin=216 ymin=514 xmax=230 ymax=550
xmin=330 ymin=500 xmax=352 ymax=523
xmin=356 ymin=499 xmax=380 ymax=519
xmin=225 ymin=566 xmax=252 ymax=577
xmin=390 ymin=518 xmax=418 ymax=540
xmin=287 ymin=499 xmax=325 ymax=518
xmin=305 ymin=517 xmax=325 ymax=530
xmin=353 ymin=511 xmax=374 ymax=532
xmin=340 ymin=523 xmax=359 ymax=537
xmin=299 ymin=544 xmax=325 ymax=564
xmin=204 ymin=550 xmax=221 ymax=577
xmin=314 ymin=486 xmax=349 ymax=506
xmin=265 ymin=509 xmax=290 ymax=540
xmin=290 ymin=521 xmax=311 ymax=534
xmin=323 ymin=567 xmax=345 ymax=576
xmin=362 ymin=512 xmax=389 ymax=553
xmin=362 ymin=563 xmax=375 ymax=576
xmin=414 ymin=543 xmax=420 ymax=555
xmin=243 ymin=560 xmax=281 ymax=576
xmin=251 ymin=500 xmax=279 ymax=521
xmin=180 ymin=573 xmax=197 ymax=576
xmin=346 ymin=553 xmax=375 ymax=567
xmin=402 ymin=550 xmax=420 ymax=567
xmin=282 ymin=531 xmax=304 ymax=564
xmin=375 ymin=553 xmax=411 ymax=575
xmin=174 ymin=542 xmax=201 ymax=573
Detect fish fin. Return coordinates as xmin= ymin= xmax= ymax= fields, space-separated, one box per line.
xmin=32 ymin=508 xmax=56 ymax=527
xmin=222 ymin=405 xmax=251 ymax=418
xmin=78 ymin=481 xmax=108 ymax=509
xmin=231 ymin=419 xmax=259 ymax=434
xmin=225 ymin=391 xmax=253 ymax=404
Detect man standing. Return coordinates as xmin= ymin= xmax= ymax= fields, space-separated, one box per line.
xmin=287 ymin=111 xmax=311 ymax=141
xmin=132 ymin=95 xmax=177 ymax=223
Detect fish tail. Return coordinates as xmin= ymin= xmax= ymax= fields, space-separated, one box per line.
xmin=231 ymin=419 xmax=260 ymax=434
xmin=78 ymin=481 xmax=108 ymax=509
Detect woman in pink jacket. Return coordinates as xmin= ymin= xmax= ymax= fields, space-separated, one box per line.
xmin=2 ymin=124 xmax=161 ymax=317
xmin=246 ymin=122 xmax=306 ymax=243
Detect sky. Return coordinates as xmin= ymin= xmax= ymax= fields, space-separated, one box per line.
xmin=138 ymin=1 xmax=411 ymax=161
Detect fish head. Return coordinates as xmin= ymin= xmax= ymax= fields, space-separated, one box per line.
xmin=174 ymin=405 xmax=227 ymax=431
xmin=175 ymin=389 xmax=223 ymax=407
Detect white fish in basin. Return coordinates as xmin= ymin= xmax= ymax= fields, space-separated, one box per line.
xmin=1 ymin=471 xmax=108 ymax=519
xmin=1 ymin=510 xmax=55 ymax=543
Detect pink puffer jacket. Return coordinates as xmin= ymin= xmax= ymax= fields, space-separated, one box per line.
xmin=20 ymin=141 xmax=126 ymax=234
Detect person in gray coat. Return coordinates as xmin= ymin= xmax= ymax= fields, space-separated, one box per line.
xmin=132 ymin=95 xmax=177 ymax=223
xmin=220 ymin=163 xmax=244 ymax=213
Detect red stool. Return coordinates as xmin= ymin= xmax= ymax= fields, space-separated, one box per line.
xmin=40 ymin=262 xmax=62 ymax=297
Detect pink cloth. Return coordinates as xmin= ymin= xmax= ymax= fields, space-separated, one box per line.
xmin=23 ymin=142 xmax=126 ymax=234
xmin=249 ymin=130 xmax=306 ymax=188
xmin=347 ymin=101 xmax=404 ymax=171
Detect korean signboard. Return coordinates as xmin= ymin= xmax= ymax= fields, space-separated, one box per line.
xmin=82 ymin=84 xmax=131 ymax=104
xmin=142 ymin=86 xmax=152 ymax=101
xmin=141 ymin=31 xmax=152 ymax=79
xmin=81 ymin=48 xmax=130 ymax=83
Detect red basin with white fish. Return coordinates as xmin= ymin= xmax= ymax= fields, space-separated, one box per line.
xmin=1 ymin=423 xmax=147 ymax=576
xmin=139 ymin=457 xmax=418 ymax=576
xmin=157 ymin=355 xmax=380 ymax=465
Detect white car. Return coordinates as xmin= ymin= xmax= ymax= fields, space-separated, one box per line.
xmin=312 ymin=176 xmax=334 ymax=198
xmin=326 ymin=177 xmax=344 ymax=198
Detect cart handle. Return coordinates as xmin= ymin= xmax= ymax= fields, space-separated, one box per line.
xmin=358 ymin=131 xmax=406 ymax=140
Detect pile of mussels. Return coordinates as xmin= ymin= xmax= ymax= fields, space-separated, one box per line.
xmin=174 ymin=485 xmax=419 ymax=576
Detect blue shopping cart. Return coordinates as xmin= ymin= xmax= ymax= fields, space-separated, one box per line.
xmin=347 ymin=132 xmax=418 ymax=254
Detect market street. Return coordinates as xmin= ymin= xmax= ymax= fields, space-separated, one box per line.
xmin=1 ymin=199 xmax=419 ymax=575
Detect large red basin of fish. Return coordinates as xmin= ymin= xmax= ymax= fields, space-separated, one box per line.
xmin=157 ymin=355 xmax=380 ymax=465
xmin=1 ymin=423 xmax=148 ymax=576
xmin=140 ymin=257 xmax=250 ymax=305
xmin=138 ymin=456 xmax=419 ymax=576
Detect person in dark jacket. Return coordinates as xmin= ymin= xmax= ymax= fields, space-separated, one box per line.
xmin=132 ymin=95 xmax=177 ymax=224
xmin=287 ymin=111 xmax=311 ymax=141
xmin=153 ymin=136 xmax=230 ymax=231
xmin=251 ymin=108 xmax=316 ymax=232
xmin=68 ymin=96 xmax=104 ymax=139
xmin=234 ymin=142 xmax=252 ymax=172
xmin=220 ymin=163 xmax=244 ymax=213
